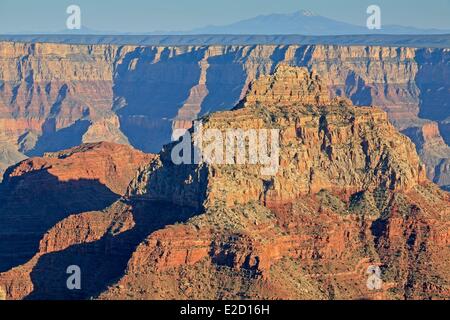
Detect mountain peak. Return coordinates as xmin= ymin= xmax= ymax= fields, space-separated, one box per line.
xmin=296 ymin=9 xmax=318 ymax=17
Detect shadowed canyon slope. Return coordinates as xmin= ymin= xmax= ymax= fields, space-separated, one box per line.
xmin=0 ymin=142 xmax=153 ymax=273
xmin=0 ymin=42 xmax=449 ymax=188
xmin=0 ymin=66 xmax=448 ymax=300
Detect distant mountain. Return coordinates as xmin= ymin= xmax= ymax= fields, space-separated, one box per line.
xmin=2 ymin=10 xmax=448 ymax=37
xmin=190 ymin=10 xmax=365 ymax=35
xmin=187 ymin=10 xmax=450 ymax=35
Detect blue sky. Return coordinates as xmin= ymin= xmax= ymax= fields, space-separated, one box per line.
xmin=0 ymin=0 xmax=449 ymax=33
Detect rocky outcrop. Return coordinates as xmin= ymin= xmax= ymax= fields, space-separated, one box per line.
xmin=372 ymin=187 xmax=450 ymax=300
xmin=102 ymin=67 xmax=448 ymax=300
xmin=0 ymin=42 xmax=449 ymax=188
xmin=0 ymin=66 xmax=448 ymax=300
xmin=0 ymin=206 xmax=124 ymax=300
xmin=132 ymin=66 xmax=427 ymax=208
xmin=240 ymin=64 xmax=334 ymax=107
xmin=4 ymin=141 xmax=153 ymax=195
xmin=0 ymin=142 xmax=154 ymax=274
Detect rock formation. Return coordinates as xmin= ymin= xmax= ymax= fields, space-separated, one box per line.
xmin=0 ymin=42 xmax=449 ymax=188
xmin=0 ymin=142 xmax=153 ymax=275
xmin=1 ymin=66 xmax=448 ymax=300
xmin=104 ymin=66 xmax=449 ymax=300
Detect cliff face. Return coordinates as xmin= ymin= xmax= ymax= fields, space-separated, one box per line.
xmin=402 ymin=122 xmax=450 ymax=188
xmin=105 ymin=66 xmax=450 ymax=300
xmin=132 ymin=66 xmax=426 ymax=208
xmin=0 ymin=42 xmax=449 ymax=187
xmin=1 ymin=66 xmax=447 ymax=300
xmin=0 ymin=142 xmax=153 ymax=274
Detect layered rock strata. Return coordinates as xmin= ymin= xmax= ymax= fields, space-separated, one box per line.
xmin=0 ymin=43 xmax=449 ymax=187
xmin=0 ymin=66 xmax=448 ymax=300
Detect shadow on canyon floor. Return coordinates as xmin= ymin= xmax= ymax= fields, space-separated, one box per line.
xmin=25 ymin=200 xmax=198 ymax=300
xmin=199 ymin=50 xmax=248 ymax=116
xmin=0 ymin=170 xmax=120 ymax=272
xmin=27 ymin=119 xmax=91 ymax=157
xmin=415 ymin=48 xmax=450 ymax=125
xmin=114 ymin=47 xmax=207 ymax=153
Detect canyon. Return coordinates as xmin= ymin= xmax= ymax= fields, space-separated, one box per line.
xmin=0 ymin=41 xmax=449 ymax=191
xmin=0 ymin=142 xmax=153 ymax=273
xmin=0 ymin=66 xmax=448 ymax=300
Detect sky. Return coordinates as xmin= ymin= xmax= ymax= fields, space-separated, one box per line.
xmin=0 ymin=0 xmax=449 ymax=33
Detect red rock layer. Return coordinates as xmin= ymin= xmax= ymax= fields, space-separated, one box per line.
xmin=5 ymin=142 xmax=153 ymax=195
xmin=1 ymin=43 xmax=449 ymax=187
xmin=0 ymin=66 xmax=448 ymax=301
xmin=103 ymin=67 xmax=449 ymax=300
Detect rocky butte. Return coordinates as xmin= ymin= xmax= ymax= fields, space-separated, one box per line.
xmin=0 ymin=66 xmax=448 ymax=300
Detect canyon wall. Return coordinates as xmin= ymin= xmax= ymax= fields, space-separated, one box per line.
xmin=0 ymin=42 xmax=449 ymax=188
xmin=1 ymin=66 xmax=448 ymax=300
xmin=103 ymin=66 xmax=450 ymax=300
xmin=0 ymin=142 xmax=153 ymax=272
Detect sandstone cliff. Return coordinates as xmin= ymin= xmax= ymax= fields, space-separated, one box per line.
xmin=103 ymin=66 xmax=449 ymax=300
xmin=132 ymin=66 xmax=426 ymax=207
xmin=402 ymin=122 xmax=450 ymax=189
xmin=0 ymin=42 xmax=449 ymax=189
xmin=1 ymin=66 xmax=447 ymax=300
xmin=0 ymin=142 xmax=153 ymax=275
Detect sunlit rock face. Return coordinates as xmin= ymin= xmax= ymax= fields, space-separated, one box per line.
xmin=97 ymin=67 xmax=447 ymax=301
xmin=0 ymin=66 xmax=448 ymax=300
xmin=0 ymin=142 xmax=153 ymax=275
xmin=0 ymin=43 xmax=449 ymax=187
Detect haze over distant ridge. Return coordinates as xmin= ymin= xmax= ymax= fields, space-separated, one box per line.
xmin=2 ymin=10 xmax=449 ymax=36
